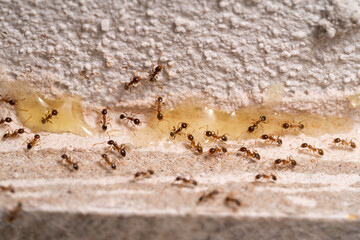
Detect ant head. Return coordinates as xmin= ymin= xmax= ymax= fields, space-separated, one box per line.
xmin=221 ymin=147 xmax=227 ymax=153
xmin=334 ymin=138 xmax=341 ymax=143
xmin=52 ymin=109 xmax=58 ymax=116
xmin=277 ymin=139 xmax=283 ymax=145
xmin=157 ymin=97 xmax=163 ymax=102
xmin=34 ymin=134 xmax=40 ymax=139
xmin=221 ymin=135 xmax=228 ymax=141
xmin=298 ymin=123 xmax=304 ymax=129
xmin=101 ymin=153 xmax=107 ymax=158
xmin=119 ymin=114 xmax=125 ymax=119
xmin=187 ymin=134 xmax=194 ymax=141
xmin=102 ymin=125 xmax=108 ymax=131
xmin=209 ymin=148 xmax=216 ymax=154
xmin=148 ymin=170 xmax=154 ymax=175
xmin=260 ymin=115 xmax=266 ymax=121
xmin=318 ymin=149 xmax=324 ymax=156
xmin=271 ymin=175 xmax=277 ymax=181
xmin=61 ymin=154 xmax=68 ymax=159
xmin=124 ymin=84 xmax=129 ymax=90
xmin=134 ymin=119 xmax=140 ymax=125
xmin=239 ymin=146 xmax=247 ymax=152
xmin=181 ymin=122 xmax=188 ymax=129
xmin=108 ymin=140 xmax=115 ymax=145
xmin=261 ymin=134 xmax=268 ymax=140
xmin=73 ymin=163 xmax=79 ymax=170
xmin=197 ymin=146 xmax=203 ymax=154
xmin=133 ymin=76 xmax=141 ymax=83
xmin=176 ymin=176 xmax=182 ymax=181
xmin=274 ymin=159 xmax=282 ymax=164
xmin=5 ymin=117 xmax=12 ymax=123
xmin=27 ymin=143 xmax=33 ymax=150
xmin=301 ymin=143 xmax=308 ymax=148
xmin=155 ymin=65 xmax=162 ymax=72
xmin=248 ymin=126 xmax=255 ymax=132
xmin=255 ymin=174 xmax=262 ymax=180
xmin=351 ymin=141 xmax=356 ymax=148
xmin=205 ymin=131 xmax=212 ymax=137
xmin=291 ymin=160 xmax=297 ymax=166
xmin=111 ymin=163 xmax=116 ymax=169
xmin=101 ymin=109 xmax=107 ymax=115
xmin=254 ymin=153 xmax=260 ymax=160
xmin=121 ymin=149 xmax=126 ymax=157
xmin=157 ymin=113 xmax=163 ymax=120
xmin=9 ymin=99 xmax=16 ymax=105
xmin=18 ymin=129 xmax=25 ymax=134
xmin=282 ymin=123 xmax=290 ymax=129
xmin=41 ymin=119 xmax=46 ymax=124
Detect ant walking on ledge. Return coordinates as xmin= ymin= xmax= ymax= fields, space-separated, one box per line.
xmin=41 ymin=109 xmax=58 ymax=124
xmin=198 ymin=189 xmax=220 ymax=203
xmin=274 ymin=156 xmax=297 ymax=168
xmin=107 ymin=140 xmax=127 ymax=157
xmin=119 ymin=113 xmax=141 ymax=126
xmin=134 ymin=169 xmax=154 ymax=179
xmin=255 ymin=173 xmax=277 ymax=182
xmin=101 ymin=153 xmax=116 ymax=169
xmin=61 ymin=154 xmax=79 ymax=170
xmin=8 ymin=202 xmax=22 ymax=222
xmin=26 ymin=134 xmax=40 ymax=150
xmin=100 ymin=109 xmax=111 ymax=131
xmin=124 ymin=72 xmax=146 ymax=90
xmin=187 ymin=134 xmax=203 ymax=154
xmin=300 ymin=143 xmax=324 ymax=156
xmin=170 ymin=122 xmax=189 ymax=139
xmin=237 ymin=146 xmax=260 ymax=160
xmin=173 ymin=176 xmax=198 ymax=188
xmin=282 ymin=122 xmax=304 ymax=130
xmin=329 ymin=138 xmax=356 ymax=149
xmin=260 ymin=134 xmax=282 ymax=145
xmin=247 ymin=115 xmax=266 ymax=133
xmin=2 ymin=128 xmax=26 ymax=141
xmin=224 ymin=195 xmax=242 ymax=211
xmin=0 ymin=117 xmax=12 ymax=126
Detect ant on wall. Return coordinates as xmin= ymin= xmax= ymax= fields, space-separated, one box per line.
xmin=100 ymin=109 xmax=111 ymax=131
xmin=260 ymin=134 xmax=282 ymax=145
xmin=41 ymin=109 xmax=58 ymax=124
xmin=119 ymin=113 xmax=141 ymax=126
xmin=170 ymin=122 xmax=189 ymax=139
xmin=198 ymin=189 xmax=220 ymax=204
xmin=247 ymin=115 xmax=266 ymax=133
xmin=255 ymin=173 xmax=277 ymax=182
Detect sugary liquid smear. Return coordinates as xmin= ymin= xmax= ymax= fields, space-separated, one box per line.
xmin=15 ymin=91 xmax=94 ymax=137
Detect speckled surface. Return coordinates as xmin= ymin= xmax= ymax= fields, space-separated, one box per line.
xmin=1 ymin=0 xmax=360 ymax=239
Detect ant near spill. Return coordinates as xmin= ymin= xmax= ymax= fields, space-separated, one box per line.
xmin=124 ymin=72 xmax=146 ymax=90
xmin=148 ymin=52 xmax=168 ymax=83
xmin=134 ymin=169 xmax=154 ymax=179
xmin=330 ymin=138 xmax=356 ymax=149
xmin=0 ymin=185 xmax=15 ymax=193
xmin=187 ymin=133 xmax=203 ymax=154
xmin=173 ymin=176 xmax=198 ymax=187
xmin=0 ymin=95 xmax=18 ymax=106
xmin=41 ymin=109 xmax=58 ymax=124
xmin=248 ymin=115 xmax=266 ymax=133
xmin=300 ymin=143 xmax=324 ymax=156
xmin=26 ymin=134 xmax=40 ymax=150
xmin=260 ymin=134 xmax=282 ymax=145
xmin=119 ymin=113 xmax=141 ymax=126
xmin=208 ymin=146 xmax=227 ymax=155
xmin=282 ymin=122 xmax=304 ymax=130
xmin=8 ymin=202 xmax=22 ymax=222
xmin=224 ymin=196 xmax=241 ymax=210
xmin=100 ymin=109 xmax=111 ymax=131
xmin=61 ymin=154 xmax=79 ymax=170
xmin=237 ymin=146 xmax=260 ymax=160
xmin=107 ymin=140 xmax=127 ymax=157
xmin=101 ymin=153 xmax=116 ymax=169
xmin=198 ymin=189 xmax=219 ymax=203
xmin=201 ymin=126 xmax=228 ymax=142
xmin=170 ymin=122 xmax=189 ymax=139
xmin=0 ymin=117 xmax=12 ymax=126
xmin=2 ymin=128 xmax=26 ymax=141
xmin=274 ymin=156 xmax=297 ymax=167
xmin=255 ymin=173 xmax=277 ymax=182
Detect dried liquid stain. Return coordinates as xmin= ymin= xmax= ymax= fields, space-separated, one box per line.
xmin=15 ymin=91 xmax=94 ymax=136
xmin=136 ymin=99 xmax=353 ymax=146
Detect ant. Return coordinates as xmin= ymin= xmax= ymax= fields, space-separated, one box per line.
xmin=101 ymin=153 xmax=116 ymax=169
xmin=208 ymin=146 xmax=227 ymax=155
xmin=2 ymin=128 xmax=26 ymax=141
xmin=0 ymin=185 xmax=15 ymax=193
xmin=204 ymin=130 xmax=228 ymax=142
xmin=170 ymin=122 xmax=189 ymax=139
xmin=61 ymin=154 xmax=79 ymax=170
xmin=148 ymin=53 xmax=166 ymax=83
xmin=282 ymin=122 xmax=304 ymax=130
xmin=248 ymin=115 xmax=266 ymax=133
xmin=300 ymin=143 xmax=324 ymax=156
xmin=0 ymin=95 xmax=17 ymax=106
xmin=198 ymin=189 xmax=219 ymax=203
xmin=274 ymin=156 xmax=297 ymax=167
xmin=173 ymin=176 xmax=198 ymax=187
xmin=41 ymin=109 xmax=58 ymax=124
xmin=238 ymin=146 xmax=260 ymax=160
xmin=255 ymin=173 xmax=277 ymax=181
xmin=134 ymin=169 xmax=154 ymax=179
xmin=26 ymin=134 xmax=40 ymax=150
xmin=330 ymin=138 xmax=356 ymax=149
xmin=224 ymin=196 xmax=242 ymax=210
xmin=124 ymin=73 xmax=145 ymax=90
xmin=100 ymin=109 xmax=111 ymax=131
xmin=260 ymin=134 xmax=282 ymax=145
xmin=107 ymin=140 xmax=127 ymax=157
xmin=187 ymin=134 xmax=203 ymax=154
xmin=156 ymin=97 xmax=164 ymax=122
xmin=0 ymin=117 xmax=12 ymax=126
xmin=8 ymin=202 xmax=22 ymax=222
xmin=119 ymin=113 xmax=141 ymax=126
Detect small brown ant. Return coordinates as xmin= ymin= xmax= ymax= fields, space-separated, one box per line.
xmin=107 ymin=140 xmax=127 ymax=157
xmin=61 ymin=154 xmax=79 ymax=170
xmin=224 ymin=196 xmax=242 ymax=210
xmin=134 ymin=169 xmax=154 ymax=179
xmin=300 ymin=143 xmax=324 ymax=156
xmin=2 ymin=128 xmax=26 ymax=141
xmin=173 ymin=176 xmax=198 ymax=187
xmin=260 ymin=134 xmax=282 ymax=145
xmin=187 ymin=134 xmax=203 ymax=154
xmin=208 ymin=146 xmax=227 ymax=155
xmin=0 ymin=117 xmax=12 ymax=126
xmin=148 ymin=53 xmax=166 ymax=82
xmin=100 ymin=109 xmax=111 ymax=131
xmin=26 ymin=134 xmax=40 ymax=150
xmin=156 ymin=97 xmax=164 ymax=121
xmin=0 ymin=95 xmax=17 ymax=106
xmin=101 ymin=153 xmax=116 ymax=169
xmin=198 ymin=189 xmax=219 ymax=203
xmin=274 ymin=156 xmax=297 ymax=167
xmin=170 ymin=122 xmax=189 ymax=139
xmin=330 ymin=138 xmax=356 ymax=149
xmin=248 ymin=115 xmax=266 ymax=133
xmin=282 ymin=122 xmax=304 ymax=130
xmin=119 ymin=113 xmax=141 ymax=126
xmin=8 ymin=202 xmax=22 ymax=222
xmin=255 ymin=173 xmax=277 ymax=181
xmin=204 ymin=130 xmax=228 ymax=142
xmin=238 ymin=146 xmax=260 ymax=160
xmin=41 ymin=109 xmax=58 ymax=124
xmin=0 ymin=185 xmax=15 ymax=193
xmin=124 ymin=73 xmax=145 ymax=90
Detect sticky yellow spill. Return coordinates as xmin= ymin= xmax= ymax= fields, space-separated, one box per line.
xmin=348 ymin=93 xmax=360 ymax=107
xmin=15 ymin=91 xmax=94 ymax=137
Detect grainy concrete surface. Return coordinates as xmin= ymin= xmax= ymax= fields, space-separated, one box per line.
xmin=1 ymin=0 xmax=360 ymax=239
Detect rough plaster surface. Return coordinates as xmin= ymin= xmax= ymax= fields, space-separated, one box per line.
xmin=1 ymin=0 xmax=360 ymax=239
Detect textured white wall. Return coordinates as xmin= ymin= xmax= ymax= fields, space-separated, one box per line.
xmin=1 ymin=0 xmax=360 ymax=110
